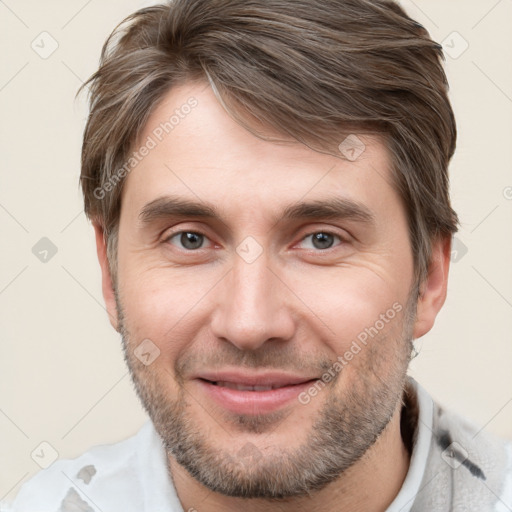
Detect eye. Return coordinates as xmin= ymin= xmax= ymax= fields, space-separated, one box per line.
xmin=166 ymin=231 xmax=210 ymax=250
xmin=298 ymin=232 xmax=343 ymax=250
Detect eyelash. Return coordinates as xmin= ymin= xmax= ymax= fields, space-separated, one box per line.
xmin=164 ymin=230 xmax=346 ymax=252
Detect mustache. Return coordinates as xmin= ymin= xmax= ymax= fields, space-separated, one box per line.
xmin=174 ymin=344 xmax=334 ymax=382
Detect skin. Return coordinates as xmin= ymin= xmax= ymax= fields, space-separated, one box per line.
xmin=93 ymin=81 xmax=451 ymax=512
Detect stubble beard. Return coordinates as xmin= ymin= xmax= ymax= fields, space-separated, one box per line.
xmin=117 ymin=291 xmax=416 ymax=499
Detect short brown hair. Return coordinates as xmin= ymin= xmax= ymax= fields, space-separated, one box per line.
xmin=78 ymin=0 xmax=458 ymax=285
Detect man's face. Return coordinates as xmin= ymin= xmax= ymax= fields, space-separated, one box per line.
xmin=112 ymin=81 xmax=418 ymax=498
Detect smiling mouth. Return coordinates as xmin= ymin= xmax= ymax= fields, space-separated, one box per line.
xmin=200 ymin=378 xmax=317 ymax=391
xmin=195 ymin=377 xmax=320 ymax=415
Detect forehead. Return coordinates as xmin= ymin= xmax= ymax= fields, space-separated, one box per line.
xmin=121 ymin=81 xmax=400 ymax=223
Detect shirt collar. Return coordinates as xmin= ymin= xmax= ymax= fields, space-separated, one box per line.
xmin=385 ymin=377 xmax=434 ymax=512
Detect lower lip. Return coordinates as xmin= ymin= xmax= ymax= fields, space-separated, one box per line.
xmin=195 ymin=379 xmax=317 ymax=415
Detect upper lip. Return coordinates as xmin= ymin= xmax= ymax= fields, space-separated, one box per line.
xmin=194 ymin=370 xmax=318 ymax=387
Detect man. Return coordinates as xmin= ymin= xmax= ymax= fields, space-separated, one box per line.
xmin=6 ymin=0 xmax=511 ymax=510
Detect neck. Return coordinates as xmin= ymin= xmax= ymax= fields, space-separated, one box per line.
xmin=168 ymin=400 xmax=411 ymax=512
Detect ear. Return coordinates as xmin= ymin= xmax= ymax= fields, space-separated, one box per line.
xmin=413 ymin=235 xmax=452 ymax=339
xmin=93 ymin=222 xmax=120 ymax=332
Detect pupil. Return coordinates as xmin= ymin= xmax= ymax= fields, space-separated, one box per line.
xmin=312 ymin=233 xmax=333 ymax=249
xmin=181 ymin=232 xmax=203 ymax=250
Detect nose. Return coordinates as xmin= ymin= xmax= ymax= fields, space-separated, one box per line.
xmin=210 ymin=250 xmax=296 ymax=351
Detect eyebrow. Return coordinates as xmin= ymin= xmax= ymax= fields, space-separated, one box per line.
xmin=281 ymin=197 xmax=374 ymax=224
xmin=139 ymin=197 xmax=217 ymax=224
xmin=138 ymin=195 xmax=375 ymax=226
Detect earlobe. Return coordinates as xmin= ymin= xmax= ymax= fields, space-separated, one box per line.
xmin=412 ymin=235 xmax=452 ymax=339
xmin=93 ymin=222 xmax=120 ymax=332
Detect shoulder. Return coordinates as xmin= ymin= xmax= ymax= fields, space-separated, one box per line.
xmin=5 ymin=422 xmax=154 ymax=512
xmin=414 ymin=388 xmax=512 ymax=511
xmin=432 ymin=402 xmax=511 ymax=480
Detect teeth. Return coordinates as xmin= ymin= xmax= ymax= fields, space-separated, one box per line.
xmin=215 ymin=381 xmax=277 ymax=391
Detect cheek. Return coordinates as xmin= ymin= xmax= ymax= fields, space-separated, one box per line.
xmin=285 ymin=265 xmax=407 ymax=355
xmin=117 ymin=263 xmax=221 ymax=361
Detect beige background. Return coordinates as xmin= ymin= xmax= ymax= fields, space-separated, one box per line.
xmin=1 ymin=0 xmax=511 ymax=502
